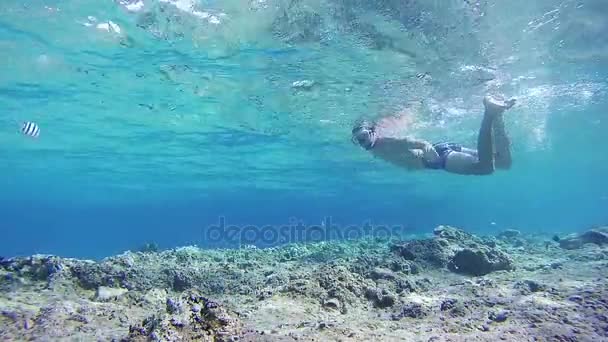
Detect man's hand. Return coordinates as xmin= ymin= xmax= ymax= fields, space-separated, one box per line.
xmin=408 ymin=149 xmax=424 ymax=158
xmin=421 ymin=142 xmax=435 ymax=154
xmin=418 ymin=141 xmax=440 ymax=164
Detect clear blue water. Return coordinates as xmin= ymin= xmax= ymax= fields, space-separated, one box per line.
xmin=1 ymin=0 xmax=607 ymax=259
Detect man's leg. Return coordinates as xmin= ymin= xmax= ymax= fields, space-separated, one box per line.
xmin=444 ymin=107 xmax=494 ymax=175
xmin=445 ymin=96 xmax=515 ymax=175
xmin=475 ymin=99 xmax=497 ymax=174
xmin=477 ymin=96 xmax=516 ymax=173
xmin=493 ymin=113 xmax=512 ymax=169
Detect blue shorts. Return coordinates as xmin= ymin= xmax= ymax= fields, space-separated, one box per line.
xmin=422 ymin=142 xmax=463 ymax=170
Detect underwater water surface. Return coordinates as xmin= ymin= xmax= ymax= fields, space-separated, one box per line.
xmin=1 ymin=0 xmax=607 ymax=259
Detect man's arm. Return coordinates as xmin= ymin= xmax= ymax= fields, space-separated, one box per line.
xmin=377 ymin=136 xmax=440 ymax=163
xmin=408 ymin=138 xmax=440 ymax=163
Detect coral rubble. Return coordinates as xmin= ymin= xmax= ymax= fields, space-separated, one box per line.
xmin=1 ymin=226 xmax=607 ymax=341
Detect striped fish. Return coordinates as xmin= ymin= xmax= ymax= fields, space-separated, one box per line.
xmin=21 ymin=122 xmax=40 ymax=137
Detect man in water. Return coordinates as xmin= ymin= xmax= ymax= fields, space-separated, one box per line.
xmin=351 ymin=95 xmax=516 ymax=175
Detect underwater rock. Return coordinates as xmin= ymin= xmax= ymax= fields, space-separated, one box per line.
xmin=391 ymin=239 xmax=454 ymax=267
xmin=514 ymin=280 xmax=546 ymax=294
xmin=440 ymin=298 xmax=458 ymax=311
xmin=370 ymin=267 xmax=397 ymax=281
xmin=440 ymin=298 xmax=470 ymax=318
xmin=391 ymin=302 xmax=429 ymax=320
xmin=581 ymin=227 xmax=608 ymax=243
xmin=447 ymin=247 xmax=514 ymax=276
xmin=304 ymin=264 xmax=373 ymax=313
xmin=23 ymin=300 xmax=99 ymax=339
xmin=65 ymin=248 xmax=266 ymax=296
xmin=169 ymin=269 xmax=195 ymax=292
xmin=0 ymin=255 xmax=74 ymax=290
xmin=348 ymin=248 xmax=419 ymax=279
xmin=256 ymin=286 xmax=276 ymax=301
xmin=433 ymin=225 xmax=479 ymax=243
xmin=0 ymin=272 xmax=26 ymax=291
xmin=127 ymin=290 xmax=242 ymax=342
xmin=364 ymin=287 xmax=397 ymax=308
xmin=70 ymin=259 xmax=135 ymax=290
xmin=556 ymin=227 xmax=608 ymax=250
xmin=391 ymin=226 xmax=514 ymax=276
xmin=481 ymin=237 xmax=498 ymax=248
xmin=1 ymin=308 xmax=32 ymax=337
xmin=390 ymin=243 xmax=417 ymax=261
xmin=497 ymin=229 xmax=521 ymax=240
xmin=95 ymin=286 xmax=128 ymax=301
xmin=323 ymin=298 xmax=341 ymax=311
xmin=495 ymin=230 xmax=528 ymax=248
xmin=394 ymin=278 xmax=419 ymax=294
xmin=1 ymin=255 xmax=63 ymax=281
xmin=2 ymin=231 xmax=608 ymax=341
xmin=389 ymin=259 xmax=419 ymax=275
xmin=489 ymin=311 xmax=509 ymax=323
xmin=0 ymin=232 xmax=608 ymax=341
xmin=166 ymin=298 xmax=182 ymax=314
xmin=557 ymin=237 xmax=584 ymax=250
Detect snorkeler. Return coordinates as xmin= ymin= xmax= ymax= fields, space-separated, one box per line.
xmin=351 ymin=95 xmax=516 ymax=175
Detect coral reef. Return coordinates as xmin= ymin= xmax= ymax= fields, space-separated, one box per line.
xmin=391 ymin=225 xmax=515 ymax=275
xmin=126 ymin=291 xmax=242 ymax=341
xmin=1 ymin=225 xmax=607 ymax=341
xmin=555 ymin=226 xmax=608 ymax=250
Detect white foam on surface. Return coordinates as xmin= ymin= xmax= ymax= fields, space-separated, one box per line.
xmin=116 ymin=0 xmax=144 ymax=12
xmin=158 ymin=0 xmax=223 ymax=25
xmin=96 ymin=21 xmax=122 ymax=34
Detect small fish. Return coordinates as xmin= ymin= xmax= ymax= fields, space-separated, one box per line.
xmin=21 ymin=121 xmax=40 ymax=137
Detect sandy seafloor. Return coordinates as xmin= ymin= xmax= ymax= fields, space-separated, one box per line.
xmin=1 ymin=226 xmax=607 ymax=342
